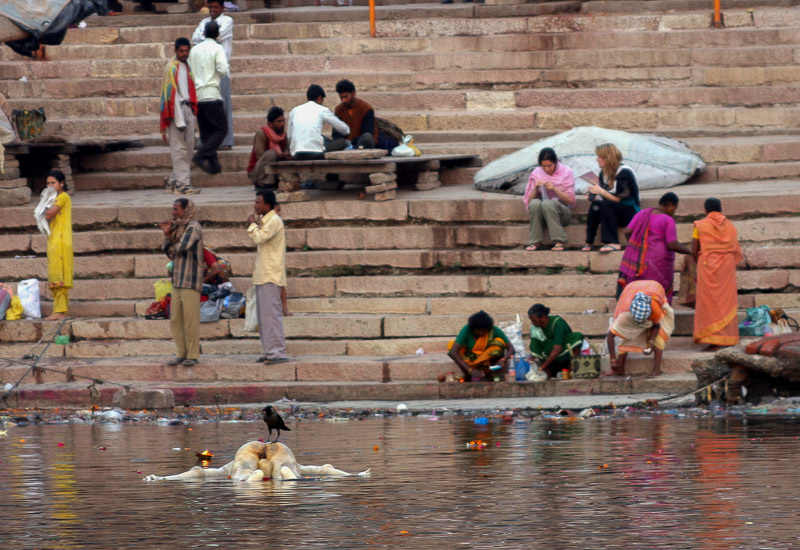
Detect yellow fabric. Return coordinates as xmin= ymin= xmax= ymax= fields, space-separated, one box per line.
xmin=248 ymin=210 xmax=287 ymax=287
xmin=692 ymin=226 xmax=698 ymax=240
xmin=447 ymin=334 xmax=506 ymax=367
xmin=47 ymin=192 xmax=73 ymax=290
xmin=5 ymin=295 xmax=22 ymax=320
xmin=52 ymin=286 xmax=69 ymax=314
xmin=154 ymin=279 xmax=173 ymax=301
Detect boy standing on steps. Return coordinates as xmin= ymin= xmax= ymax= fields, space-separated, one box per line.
xmin=192 ymin=0 xmax=234 ymax=150
xmin=247 ymin=189 xmax=290 ymax=365
xmin=160 ymin=37 xmax=199 ymax=195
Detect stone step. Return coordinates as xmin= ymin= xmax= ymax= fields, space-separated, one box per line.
xmin=14 ymin=84 xmax=800 ymax=122
xmin=41 ymin=105 xmax=800 ymax=139
xmin=72 ymin=171 xmax=250 ymax=191
xmin=0 ymin=375 xmax=700 ymax=408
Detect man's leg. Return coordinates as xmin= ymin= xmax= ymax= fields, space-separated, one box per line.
xmin=220 ymin=75 xmax=234 ymax=148
xmin=256 ymin=283 xmax=287 ymax=360
xmin=167 ymin=120 xmax=190 ymax=191
xmin=170 ymin=287 xmax=187 ymax=359
xmin=292 ymin=151 xmax=325 ymax=161
xmin=250 ymin=149 xmax=279 ymax=188
xmin=324 ymin=137 xmax=348 ymax=152
xmin=353 ymin=133 xmax=375 ymax=149
xmin=182 ymin=288 xmax=201 ymax=361
xmin=194 ymin=100 xmax=227 ymax=172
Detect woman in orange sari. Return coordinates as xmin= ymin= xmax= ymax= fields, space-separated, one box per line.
xmin=692 ymin=198 xmax=742 ymax=350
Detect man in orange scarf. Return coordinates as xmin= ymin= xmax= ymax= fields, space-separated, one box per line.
xmin=692 ymin=197 xmax=743 ymax=350
xmin=334 ymin=79 xmax=377 ymax=149
xmin=247 ymin=107 xmax=290 ymax=190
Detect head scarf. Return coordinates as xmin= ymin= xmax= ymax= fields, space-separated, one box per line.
xmin=168 ymin=199 xmax=198 ymax=244
xmin=630 ymin=292 xmax=652 ymax=325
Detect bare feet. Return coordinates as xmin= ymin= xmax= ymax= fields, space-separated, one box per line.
xmin=525 ymin=244 xmax=539 ymax=251
xmin=44 ymin=313 xmax=66 ymax=321
xmin=648 ymin=368 xmax=662 ymax=378
xmin=282 ymin=309 xmax=293 ymax=317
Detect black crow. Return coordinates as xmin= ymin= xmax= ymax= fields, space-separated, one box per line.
xmin=262 ymin=406 xmax=291 ymax=442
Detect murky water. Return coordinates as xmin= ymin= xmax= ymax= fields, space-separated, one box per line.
xmin=2 ymin=415 xmax=800 ymax=549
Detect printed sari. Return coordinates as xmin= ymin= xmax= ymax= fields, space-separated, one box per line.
xmin=448 ymin=329 xmax=507 ymax=367
xmin=693 ymin=212 xmax=742 ymax=346
xmin=611 ymin=280 xmax=674 ymax=353
xmin=619 ymin=208 xmax=678 ymax=302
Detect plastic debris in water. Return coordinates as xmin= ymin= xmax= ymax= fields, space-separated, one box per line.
xmin=415 ymin=348 xmax=425 ymax=355
xmin=3 ymin=383 xmax=12 ymax=392
xmin=474 ymin=417 xmax=489 ymax=425
xmin=373 ymin=446 xmax=379 ymax=452
xmin=466 ymin=440 xmax=488 ymax=449
xmin=57 ymin=443 xmax=64 ymax=447
xmin=396 ymin=404 xmax=408 ymax=413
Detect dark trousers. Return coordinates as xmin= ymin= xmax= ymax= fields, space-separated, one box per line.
xmin=585 ymin=200 xmax=637 ymax=245
xmin=195 ymin=100 xmax=227 ymax=171
xmin=291 ymin=137 xmax=348 ymax=161
xmin=352 ymin=132 xmax=375 ymax=149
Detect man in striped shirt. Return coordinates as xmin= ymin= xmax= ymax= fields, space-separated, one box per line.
xmin=160 ymin=198 xmax=204 ymax=367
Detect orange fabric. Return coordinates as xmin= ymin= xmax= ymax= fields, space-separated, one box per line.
xmin=614 ymin=279 xmax=667 ymax=318
xmin=447 ymin=333 xmax=504 ymax=367
xmin=693 ymin=212 xmax=742 ymax=346
xmin=649 ymin=300 xmax=663 ymax=324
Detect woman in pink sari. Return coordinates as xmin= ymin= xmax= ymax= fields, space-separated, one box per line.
xmin=617 ymin=192 xmax=691 ymax=303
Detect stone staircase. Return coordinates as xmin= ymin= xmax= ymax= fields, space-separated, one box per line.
xmin=2 ymin=1 xmax=800 ymax=403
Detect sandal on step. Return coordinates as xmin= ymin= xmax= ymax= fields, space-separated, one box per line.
xmin=525 ymin=245 xmax=539 ymax=251
xmin=551 ymin=243 xmax=565 ymax=251
xmin=581 ymin=245 xmax=592 ymax=252
xmin=598 ymin=244 xmax=621 ymax=253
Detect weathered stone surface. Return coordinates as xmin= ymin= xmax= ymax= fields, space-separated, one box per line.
xmin=428 ymin=297 xmax=610 ymax=315
xmin=487 ymin=274 xmax=616 ymax=297
xmin=278 ymin=179 xmax=301 ymax=192
xmin=296 ymin=360 xmax=384 ymax=382
xmin=276 ymin=190 xmax=310 ymax=202
xmin=288 ymin=277 xmax=336 ymax=298
xmin=413 ymin=180 xmax=441 ymax=191
xmin=284 ymin=315 xmax=383 ymax=339
xmin=71 ymin=318 xmax=230 ymax=340
xmin=346 ymin=337 xmax=449 ymax=356
xmin=324 ymin=149 xmax=387 ymax=160
xmin=437 ymin=249 xmax=589 ymax=269
xmin=288 ymin=297 xmax=428 ymax=314
xmin=335 ymin=275 xmax=488 ymax=296
xmin=374 ymin=190 xmax=397 ymax=201
xmin=112 ymin=388 xmax=174 ymax=409
xmin=369 ymin=172 xmax=398 ymax=185
xmin=0 ymin=186 xmax=30 ymax=206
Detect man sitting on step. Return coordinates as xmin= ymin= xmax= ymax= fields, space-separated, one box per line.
xmin=287 ymin=84 xmax=350 ymax=161
xmin=247 ymin=106 xmax=290 ymax=190
xmin=333 ymin=79 xmax=376 ymax=150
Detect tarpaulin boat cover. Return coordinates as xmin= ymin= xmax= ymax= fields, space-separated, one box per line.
xmin=474 ymin=126 xmax=706 ymax=196
xmin=2 ymin=0 xmax=108 ymax=57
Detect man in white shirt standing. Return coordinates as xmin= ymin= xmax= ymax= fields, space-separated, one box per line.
xmin=188 ymin=20 xmax=229 ymax=175
xmin=192 ymin=0 xmax=234 ymax=150
xmin=287 ymin=84 xmax=350 ymax=161
xmin=160 ymin=37 xmax=200 ymax=195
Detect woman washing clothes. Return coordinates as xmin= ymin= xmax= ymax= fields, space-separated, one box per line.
xmin=523 ymin=147 xmax=576 ymax=252
xmin=527 ymin=303 xmax=583 ymax=378
xmin=447 ymin=310 xmax=514 ymax=382
xmin=584 ymin=143 xmax=640 ymax=253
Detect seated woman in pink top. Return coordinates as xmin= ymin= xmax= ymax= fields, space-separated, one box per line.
xmin=522 ymin=148 xmax=576 ymax=251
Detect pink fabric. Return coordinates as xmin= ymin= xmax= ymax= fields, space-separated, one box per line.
xmin=620 ymin=208 xmax=679 ymax=301
xmin=522 ymin=163 xmax=576 ymax=208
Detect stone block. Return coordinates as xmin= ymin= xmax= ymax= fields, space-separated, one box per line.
xmin=389 ymin=358 xmax=453 ymax=381
xmin=365 ymin=183 xmax=389 ymax=194
xmin=284 ymin=315 xmax=383 ymax=339
xmin=288 ymin=277 xmax=336 ymax=298
xmin=0 ymin=168 xmax=21 ymax=181
xmin=288 ymin=249 xmax=438 ymax=271
xmin=410 ymin=199 xmax=525 ymax=223
xmin=754 ymin=294 xmax=800 ymax=308
xmin=437 ymin=249 xmax=589 ymax=270
xmin=369 ymin=173 xmax=397 ymax=185
xmin=335 ymin=275 xmax=489 ymax=297
xmin=347 ymin=337 xmax=450 ymax=356
xmin=416 ymin=171 xmax=440 ymax=184
xmin=288 ymin=297 xmax=428 ymax=315
xmin=753 ymin=8 xmax=800 ymax=28
xmin=112 ymin=389 xmax=174 ymax=410
xmin=278 ymin=179 xmax=301 ymax=192
xmin=324 ymin=149 xmax=387 ymax=160
xmin=465 ymin=91 xmax=516 ymax=110
xmin=0 ymin=320 xmax=72 ymax=343
xmin=658 ymin=13 xmax=712 ymax=30
xmin=0 ymin=234 xmax=31 ymax=254
xmin=276 ymin=190 xmax=309 ymax=202
xmin=374 ymin=190 xmax=397 ymax=201
xmin=306 ymin=226 xmax=435 ymax=250
xmin=0 ymin=186 xmax=30 ymax=206
xmin=65 ymin=340 xmax=174 ymax=358
xmin=763 ymin=140 xmax=800 ymax=162
xmin=737 ymin=270 xmax=789 ymax=291
xmin=413 ymin=180 xmax=441 ymax=191
xmin=428 ymin=297 xmax=610 ymax=315
xmin=63 ymin=27 xmax=120 ymax=45
xmin=296 ymin=360 xmax=384 ymax=382
xmin=722 ymin=11 xmax=754 ymax=27
xmin=383 ymin=315 xmax=466 ymax=337
xmin=487 ymin=274 xmax=616 ymax=297
xmin=71 ymin=319 xmax=230 ymax=340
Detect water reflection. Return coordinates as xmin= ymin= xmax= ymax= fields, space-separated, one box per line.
xmin=1 ymin=416 xmax=800 ymax=548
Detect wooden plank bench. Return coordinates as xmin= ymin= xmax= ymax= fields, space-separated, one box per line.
xmin=270 ymin=153 xmax=481 ymax=201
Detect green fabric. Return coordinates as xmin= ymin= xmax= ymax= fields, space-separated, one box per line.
xmin=620 ymin=196 xmax=640 ymax=212
xmin=454 ymin=324 xmax=509 ymax=350
xmin=529 ymin=315 xmax=583 ymax=361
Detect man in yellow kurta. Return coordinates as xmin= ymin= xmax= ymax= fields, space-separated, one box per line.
xmin=44 ymin=170 xmax=73 ymax=320
xmin=247 ymin=189 xmax=289 ymax=364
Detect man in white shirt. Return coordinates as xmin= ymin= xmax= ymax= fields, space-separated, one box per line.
xmin=160 ymin=37 xmax=200 ymax=195
xmin=287 ymin=84 xmax=350 ymax=161
xmin=188 ymin=20 xmax=229 ymax=174
xmin=191 ymin=0 xmax=234 ymax=150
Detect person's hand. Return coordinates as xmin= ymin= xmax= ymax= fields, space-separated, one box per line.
xmin=247 ymin=213 xmax=257 ymax=225
xmin=588 ymin=184 xmax=602 ymax=195
xmin=543 ymin=181 xmax=555 ymax=191
xmin=280 ymin=151 xmax=291 ymax=160
xmin=158 ymin=221 xmax=172 ymax=235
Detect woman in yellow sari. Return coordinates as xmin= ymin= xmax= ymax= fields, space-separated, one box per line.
xmin=448 ymin=310 xmax=514 ymax=382
xmin=44 ymin=170 xmax=73 ymax=320
xmin=692 ymin=198 xmax=742 ymax=350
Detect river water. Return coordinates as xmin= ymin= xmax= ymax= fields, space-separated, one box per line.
xmin=2 ymin=414 xmax=800 ymax=549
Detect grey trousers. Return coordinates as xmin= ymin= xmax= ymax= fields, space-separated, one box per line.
xmin=167 ymin=104 xmax=195 ymax=187
xmin=220 ymin=75 xmax=234 ymax=148
xmin=249 ymin=149 xmax=278 ymax=187
xmin=256 ymin=283 xmax=287 ymax=360
xmin=528 ymin=198 xmax=572 ymax=245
